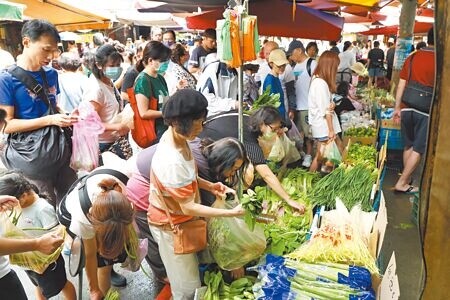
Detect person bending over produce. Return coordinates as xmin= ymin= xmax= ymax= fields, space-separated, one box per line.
xmin=60 ymin=167 xmax=137 ymax=300
xmin=147 ymin=89 xmax=245 ymax=299
xmin=200 ymin=107 xmax=306 ymax=213
xmin=307 ymin=51 xmax=342 ymax=172
xmin=126 ymin=136 xmax=251 ymax=284
xmin=0 ymin=194 xmax=63 ymax=300
xmin=0 ymin=171 xmax=76 ymax=300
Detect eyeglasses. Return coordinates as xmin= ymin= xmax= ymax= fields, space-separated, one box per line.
xmin=267 ymin=123 xmax=284 ymax=132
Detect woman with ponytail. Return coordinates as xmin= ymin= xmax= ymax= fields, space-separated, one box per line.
xmin=133 ymin=41 xmax=172 ymax=143
xmin=64 ymin=168 xmax=136 ymax=300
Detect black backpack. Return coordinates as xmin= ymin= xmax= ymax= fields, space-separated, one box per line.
xmin=57 ymin=168 xmax=129 ymax=237
xmin=306 ymin=58 xmax=314 ymax=77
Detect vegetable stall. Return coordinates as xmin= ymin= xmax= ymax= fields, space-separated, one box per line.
xmin=194 ymin=83 xmax=400 ymax=300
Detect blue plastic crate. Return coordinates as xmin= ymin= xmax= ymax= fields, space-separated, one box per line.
xmin=378 ymin=127 xmax=404 ymax=150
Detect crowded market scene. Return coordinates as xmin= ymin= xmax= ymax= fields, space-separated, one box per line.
xmin=0 ymin=0 xmax=448 ymax=299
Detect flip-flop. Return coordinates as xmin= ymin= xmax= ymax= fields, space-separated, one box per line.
xmin=394 ymin=185 xmax=419 ymax=194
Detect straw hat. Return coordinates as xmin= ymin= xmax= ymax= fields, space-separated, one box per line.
xmin=350 ymin=62 xmax=368 ymax=77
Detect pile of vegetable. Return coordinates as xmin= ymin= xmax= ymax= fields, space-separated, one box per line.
xmin=309 ymin=165 xmax=377 ymax=212
xmin=264 ymin=212 xmax=311 ymax=256
xmin=345 ymin=143 xmax=378 ymax=167
xmin=256 ymin=168 xmax=319 ymax=216
xmin=204 ymin=270 xmax=256 ymax=300
xmin=245 ymin=86 xmax=280 ymax=114
xmin=357 ymin=87 xmax=395 ymax=107
xmin=344 ymin=126 xmax=377 ymax=137
xmin=253 ymin=254 xmax=376 ymax=300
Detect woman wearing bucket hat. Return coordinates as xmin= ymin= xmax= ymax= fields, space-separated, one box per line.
xmin=263 ymin=49 xmax=290 ymax=120
xmin=147 ymin=89 xmax=245 ymax=299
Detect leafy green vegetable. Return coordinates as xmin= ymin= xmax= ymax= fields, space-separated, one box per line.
xmin=309 ymin=165 xmax=377 ymax=211
xmin=241 ymin=189 xmax=263 ymax=231
xmin=345 ymin=143 xmax=377 ymax=167
xmin=245 ymin=86 xmax=280 ymax=114
xmin=344 ymin=126 xmax=377 ymax=137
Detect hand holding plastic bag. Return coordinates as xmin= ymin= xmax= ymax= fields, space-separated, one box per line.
xmin=0 ymin=212 xmax=65 ymax=274
xmin=207 ymin=200 xmax=266 ymax=270
xmin=320 ymin=140 xmax=342 ymax=173
xmin=70 ymin=102 xmax=105 ymax=172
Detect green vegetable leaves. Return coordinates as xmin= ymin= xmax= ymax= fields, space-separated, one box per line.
xmin=241 ymin=189 xmax=263 ymax=231
xmin=245 ymin=86 xmax=280 ymax=114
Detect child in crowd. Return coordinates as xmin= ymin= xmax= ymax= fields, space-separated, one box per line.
xmin=263 ymin=49 xmax=289 ymax=120
xmin=0 ymin=171 xmax=76 ymax=300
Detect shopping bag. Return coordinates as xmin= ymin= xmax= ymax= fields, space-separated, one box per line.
xmin=321 ymin=140 xmax=342 ymax=173
xmin=121 ymin=238 xmax=148 ymax=272
xmin=0 ymin=212 xmax=65 ymax=274
xmin=207 ymin=200 xmax=266 ymax=270
xmin=70 ymin=102 xmax=105 ymax=172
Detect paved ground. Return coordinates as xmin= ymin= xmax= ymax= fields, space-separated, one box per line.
xmin=14 ymin=151 xmax=424 ymax=299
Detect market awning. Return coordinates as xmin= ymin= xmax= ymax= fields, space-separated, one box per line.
xmin=360 ymin=21 xmax=433 ymax=35
xmin=0 ymin=1 xmax=24 ymax=21
xmin=185 ymin=0 xmax=344 ymax=41
xmin=116 ymin=11 xmax=188 ymax=28
xmin=12 ymin=0 xmax=111 ymax=31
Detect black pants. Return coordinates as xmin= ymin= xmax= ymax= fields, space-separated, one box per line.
xmin=0 ymin=269 xmax=27 ymax=300
xmin=134 ymin=209 xmax=167 ymax=280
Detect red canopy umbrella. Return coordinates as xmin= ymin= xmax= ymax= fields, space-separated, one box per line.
xmin=360 ymin=21 xmax=433 ymax=35
xmin=185 ymin=0 xmax=344 ymax=41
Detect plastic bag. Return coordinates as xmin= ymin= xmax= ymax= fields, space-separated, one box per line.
xmin=287 ymin=121 xmax=304 ymax=150
xmin=320 ymin=140 xmax=342 ymax=173
xmin=207 ymin=200 xmax=266 ymax=270
xmin=0 ymin=212 xmax=65 ymax=274
xmin=258 ymin=133 xmax=301 ymax=164
xmin=121 ymin=238 xmax=148 ymax=272
xmin=70 ymin=102 xmax=105 ymax=172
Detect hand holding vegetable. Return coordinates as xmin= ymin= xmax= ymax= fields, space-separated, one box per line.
xmin=0 ymin=195 xmax=18 ymax=212
xmin=286 ymin=199 xmax=306 ymax=214
xmin=35 ymin=231 xmax=64 ymax=255
xmin=230 ymin=204 xmax=245 ymax=216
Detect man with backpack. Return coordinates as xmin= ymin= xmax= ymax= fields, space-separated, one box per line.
xmin=287 ymin=40 xmax=317 ymax=168
xmin=0 ymin=19 xmax=77 ymax=207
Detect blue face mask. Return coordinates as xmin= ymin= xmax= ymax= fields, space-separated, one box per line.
xmin=104 ymin=66 xmax=123 ymax=81
xmin=157 ymin=61 xmax=170 ymax=74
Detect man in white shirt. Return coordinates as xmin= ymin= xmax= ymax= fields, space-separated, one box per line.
xmin=288 ymin=40 xmax=317 ymax=168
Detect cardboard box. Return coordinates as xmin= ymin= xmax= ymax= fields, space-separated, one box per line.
xmin=369 ymin=192 xmax=388 ymax=259
xmin=380 ymin=118 xmax=401 ymax=130
xmin=342 ymin=135 xmax=377 ymax=147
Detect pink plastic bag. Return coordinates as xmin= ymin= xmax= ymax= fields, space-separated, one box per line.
xmin=70 ymin=102 xmax=105 ymax=172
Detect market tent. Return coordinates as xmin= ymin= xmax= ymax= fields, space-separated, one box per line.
xmin=116 ymin=11 xmax=188 ymax=28
xmin=360 ymin=21 xmax=433 ymax=35
xmin=0 ymin=1 xmax=24 ymax=21
xmin=330 ymin=0 xmax=393 ymax=8
xmin=12 ymin=0 xmax=111 ymax=31
xmin=185 ymin=1 xmax=344 ymax=41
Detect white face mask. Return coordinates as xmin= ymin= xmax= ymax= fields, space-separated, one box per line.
xmin=261 ymin=130 xmax=277 ymax=140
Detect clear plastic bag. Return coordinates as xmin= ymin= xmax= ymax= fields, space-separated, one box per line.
xmin=70 ymin=102 xmax=105 ymax=172
xmin=0 ymin=212 xmax=65 ymax=274
xmin=287 ymin=121 xmax=304 ymax=150
xmin=121 ymin=238 xmax=148 ymax=272
xmin=321 ymin=140 xmax=342 ymax=173
xmin=207 ymin=200 xmax=266 ymax=270
xmin=258 ymin=133 xmax=301 ymax=164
